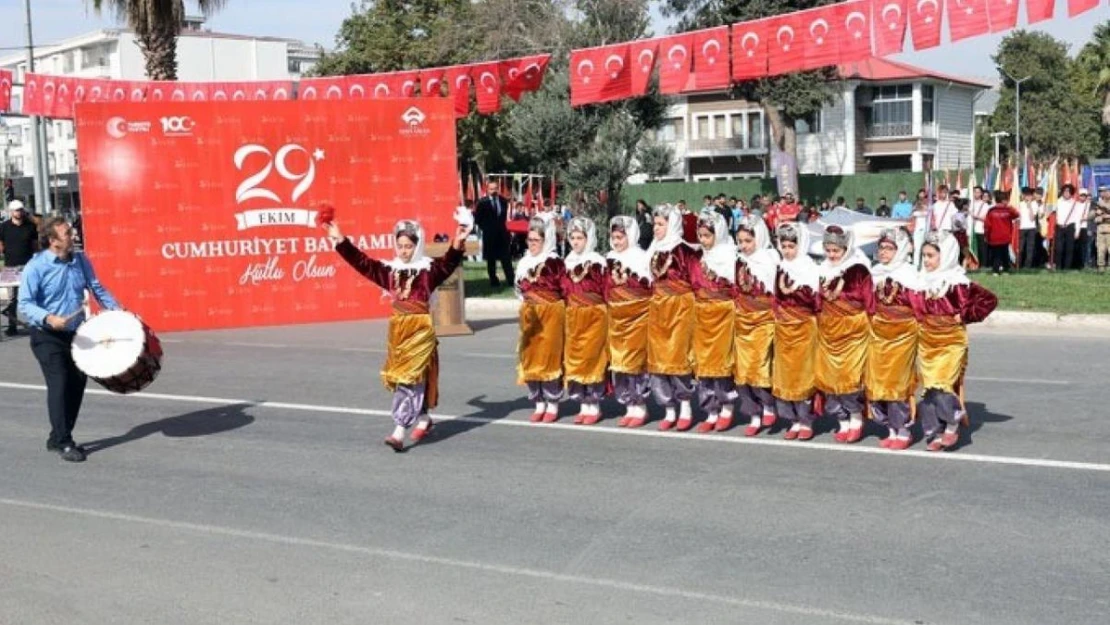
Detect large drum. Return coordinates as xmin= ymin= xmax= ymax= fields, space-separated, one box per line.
xmin=72 ymin=310 xmax=163 ymax=394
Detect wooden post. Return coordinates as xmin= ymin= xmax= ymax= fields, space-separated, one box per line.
xmin=426 ymin=241 xmax=479 ymax=337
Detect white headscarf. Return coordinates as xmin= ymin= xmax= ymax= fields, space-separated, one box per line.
xmin=871 ymin=227 xmax=920 ymax=290
xmin=697 ymin=210 xmax=737 ymax=283
xmin=515 ymin=214 xmax=558 ymax=283
xmin=383 ymin=220 xmax=432 ymax=271
xmin=776 ymin=221 xmax=819 ymax=291
xmin=736 ymin=215 xmax=778 ymax=292
xmin=647 ymin=205 xmax=685 ymax=254
xmin=920 ymin=231 xmax=969 ymax=297
xmin=607 ymin=215 xmax=652 ymax=284
xmin=563 ymin=216 xmax=606 ymax=271
xmin=817 ymin=224 xmax=871 ymax=281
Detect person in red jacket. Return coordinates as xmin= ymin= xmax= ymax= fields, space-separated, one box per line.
xmin=983 ymin=191 xmax=1020 ymax=275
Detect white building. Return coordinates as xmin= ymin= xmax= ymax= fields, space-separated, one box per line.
xmin=638 ymin=58 xmax=990 ymax=183
xmin=0 ymin=15 xmax=320 ymax=199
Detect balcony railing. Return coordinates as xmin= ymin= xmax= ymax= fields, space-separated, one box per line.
xmin=865 ymin=122 xmax=913 ymax=138
xmin=688 ymin=136 xmax=765 ymax=152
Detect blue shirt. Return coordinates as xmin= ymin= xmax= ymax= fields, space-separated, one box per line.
xmin=18 ymin=250 xmax=120 ymax=331
xmin=891 ymin=201 xmax=914 ymax=219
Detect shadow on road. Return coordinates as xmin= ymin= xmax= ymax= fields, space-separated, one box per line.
xmin=466 ymin=317 xmax=519 ymax=333
xmin=419 ymin=394 xmax=531 ymax=448
xmin=957 ymin=400 xmax=1012 ymax=450
xmin=82 ymin=403 xmax=255 ymax=455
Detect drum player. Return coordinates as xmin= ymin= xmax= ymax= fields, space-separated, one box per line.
xmin=18 ymin=217 xmax=122 ymax=463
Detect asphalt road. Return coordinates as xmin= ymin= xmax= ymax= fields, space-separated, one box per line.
xmin=0 ymin=318 xmax=1107 ymax=625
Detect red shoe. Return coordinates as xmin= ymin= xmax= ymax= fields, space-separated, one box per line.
xmin=834 ymin=430 xmax=849 ymax=443
xmin=581 ymin=414 xmax=600 ymax=426
xmin=411 ymin=419 xmax=434 ymax=443
xmin=744 ymin=425 xmax=760 ymax=437
xmin=889 ymin=437 xmax=912 ymax=451
xmin=530 ymin=411 xmax=545 ymax=423
xmin=846 ymin=428 xmax=864 ymax=444
xmin=573 ymin=413 xmax=586 ymax=425
xmin=617 ymin=416 xmax=631 ymax=427
xmin=940 ymin=430 xmax=959 ymax=448
xmin=542 ymin=411 xmax=559 ymax=423
xmin=784 ymin=428 xmax=799 ymax=440
xmin=695 ymin=421 xmax=715 ymax=434
xmin=715 ymin=416 xmax=733 ymax=432
xmin=879 ymin=437 xmax=893 ymax=449
xmin=926 ymin=438 xmax=944 ymax=452
xmin=626 ymin=416 xmax=646 ymax=429
xmin=384 ymin=436 xmax=404 ymax=452
xmin=761 ymin=413 xmax=777 ymax=428
xmin=676 ymin=418 xmax=693 ymax=432
xmin=797 ymin=427 xmax=814 ymax=441
xmin=658 ymin=419 xmax=675 ymax=432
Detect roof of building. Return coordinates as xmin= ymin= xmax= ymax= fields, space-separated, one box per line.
xmin=836 ymin=58 xmax=993 ymax=89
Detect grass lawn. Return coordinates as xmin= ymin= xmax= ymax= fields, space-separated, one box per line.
xmin=971 ymin=270 xmax=1110 ymax=315
xmin=462 ymin=261 xmax=519 ymax=299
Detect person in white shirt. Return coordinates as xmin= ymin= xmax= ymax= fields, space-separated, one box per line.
xmin=969 ymin=185 xmax=991 ymax=265
xmin=1078 ymin=189 xmax=1094 ymax=269
xmin=1017 ymin=187 xmax=1043 ymax=269
xmin=1054 ymin=184 xmax=1084 ymax=270
xmin=930 ymin=185 xmax=957 ymax=233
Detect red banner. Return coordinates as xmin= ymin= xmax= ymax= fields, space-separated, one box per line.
xmin=500 ymin=54 xmax=550 ymax=101
xmin=74 ymin=99 xmax=458 ymax=332
xmin=630 ymin=40 xmax=658 ymax=96
xmin=947 ymin=0 xmax=991 ymax=42
xmin=1068 ymin=0 xmax=1098 ymax=16
xmin=692 ymin=26 xmax=730 ymax=90
xmin=570 ymin=44 xmax=631 ymax=107
xmin=986 ymin=0 xmax=1019 ymax=32
xmin=872 ymin=0 xmax=908 ymax=56
xmin=1026 ymin=0 xmax=1055 ymax=23
xmin=420 ymin=68 xmax=447 ymax=98
xmin=658 ymin=34 xmax=694 ymax=94
xmin=797 ymin=4 xmax=840 ymax=70
xmin=908 ymin=0 xmax=942 ymax=50
xmin=731 ymin=18 xmax=770 ymax=81
xmin=298 ymin=76 xmax=344 ymax=100
xmin=471 ymin=63 xmax=502 ymax=113
xmin=0 ymin=69 xmax=12 ymax=113
xmin=767 ymin=13 xmax=806 ymax=75
xmin=837 ymin=0 xmax=873 ymax=62
xmin=445 ymin=65 xmax=472 ymax=118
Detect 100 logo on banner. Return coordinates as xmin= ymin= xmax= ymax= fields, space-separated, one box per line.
xmin=232 ymin=142 xmax=323 ymax=231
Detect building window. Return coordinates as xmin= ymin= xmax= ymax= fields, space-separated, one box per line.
xmin=11 ymin=95 xmax=20 ymax=113
xmin=731 ymin=115 xmax=747 ymax=146
xmin=921 ymin=84 xmax=935 ymax=124
xmin=695 ymin=116 xmax=709 ymax=140
xmin=748 ymin=112 xmax=764 ymax=149
xmin=63 ymin=52 xmax=75 ymax=73
xmin=713 ymin=115 xmax=726 ymax=140
xmin=288 ymin=59 xmax=302 ymax=74
xmin=867 ymin=83 xmax=913 ymax=137
xmin=70 ymin=151 xmax=79 ymax=171
xmin=10 ymin=156 xmax=24 ymax=176
xmin=794 ymin=111 xmax=822 ymax=134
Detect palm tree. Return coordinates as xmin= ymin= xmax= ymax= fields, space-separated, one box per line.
xmin=90 ymin=1 xmax=228 ymax=80
xmin=1077 ymin=22 xmax=1110 ymax=125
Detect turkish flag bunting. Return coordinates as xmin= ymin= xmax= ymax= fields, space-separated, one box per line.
xmin=570 ymin=44 xmax=631 ymax=107
xmin=837 ymin=0 xmax=873 ymax=62
xmin=396 ymin=71 xmax=420 ymax=97
xmin=630 ymin=40 xmax=658 ymax=96
xmin=420 ymin=68 xmax=447 ymax=98
xmin=52 ymin=77 xmax=76 ymax=118
xmin=129 ymin=82 xmax=147 ymax=102
xmin=947 ymin=0 xmax=991 ymax=42
xmin=344 ymin=75 xmax=373 ymax=99
xmin=71 ymin=78 xmax=93 ymax=113
xmin=85 ymin=79 xmax=112 ymax=103
xmin=692 ymin=26 xmax=730 ymax=91
xmin=183 ymin=82 xmax=209 ymax=102
xmin=1068 ymin=0 xmax=1098 ymax=16
xmin=500 ymin=54 xmax=550 ymax=101
xmin=797 ymin=4 xmax=840 ymax=71
xmin=731 ymin=18 xmax=770 ymax=81
xmin=252 ymin=81 xmax=292 ymax=100
xmin=872 ymin=0 xmax=908 ymax=56
xmin=22 ymin=74 xmax=44 ymax=116
xmin=658 ymin=34 xmax=694 ymax=94
xmin=471 ymin=62 xmax=502 ymax=114
xmin=209 ymin=82 xmax=236 ymax=102
xmin=908 ymin=0 xmax=943 ymax=50
xmin=0 ymin=69 xmax=12 ymax=113
xmin=445 ymin=65 xmax=472 ymax=118
xmin=40 ymin=75 xmax=60 ymax=116
xmin=297 ymin=76 xmax=344 ymax=101
xmin=986 ymin=0 xmax=1019 ymax=32
xmin=1025 ymin=0 xmax=1055 ymax=23
xmin=145 ymin=81 xmax=172 ymax=102
xmin=766 ymin=13 xmax=807 ymax=76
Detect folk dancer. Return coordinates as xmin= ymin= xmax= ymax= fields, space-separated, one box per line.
xmin=562 ymin=217 xmax=609 ymax=425
xmin=606 ymin=216 xmax=653 ymax=427
xmin=731 ymin=215 xmax=779 ymax=437
xmin=690 ymin=210 xmax=737 ymax=433
xmin=517 ymin=215 xmax=567 ymax=423
xmin=772 ymin=222 xmax=821 ymax=441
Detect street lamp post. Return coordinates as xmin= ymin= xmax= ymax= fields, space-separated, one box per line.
xmin=990 ymin=131 xmax=1010 ymax=168
xmin=23 ymin=0 xmax=51 ymax=215
xmin=1003 ymin=70 xmax=1031 ymax=157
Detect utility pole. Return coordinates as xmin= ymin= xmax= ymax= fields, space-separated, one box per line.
xmin=990 ymin=131 xmax=1010 ymax=168
xmin=24 ymin=0 xmax=50 ymax=215
xmin=1002 ymin=70 xmax=1031 ymax=158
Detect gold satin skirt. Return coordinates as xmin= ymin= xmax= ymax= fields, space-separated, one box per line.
xmin=734 ymin=309 xmax=775 ymax=388
xmin=382 ymin=312 xmax=440 ymax=408
xmin=565 ymin=304 xmax=609 ymax=384
xmin=815 ymin=311 xmax=870 ymax=395
xmin=867 ymin=314 xmax=919 ymax=401
xmin=693 ymin=299 xmax=735 ymax=378
xmin=918 ymin=317 xmax=967 ymax=394
xmin=648 ymin=292 xmax=695 ymax=376
xmin=608 ymin=297 xmax=650 ymax=374
xmin=518 ymin=300 xmax=566 ymax=384
xmin=772 ymin=313 xmax=817 ymax=401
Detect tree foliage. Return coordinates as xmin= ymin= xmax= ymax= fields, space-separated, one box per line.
xmin=987 ymin=30 xmax=1102 ymax=161
xmin=1074 ymin=21 xmax=1110 ymax=156
xmin=90 ymin=0 xmax=227 ymax=80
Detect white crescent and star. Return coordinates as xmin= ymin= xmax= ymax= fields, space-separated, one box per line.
xmin=741 ymin=32 xmax=760 ymax=57
xmin=701 ymin=39 xmax=721 ymax=64
xmin=845 ymin=11 xmax=867 ymax=38
xmin=809 ymin=19 xmax=829 ymax=45
xmin=882 ymin=3 xmax=903 ymax=29
xmin=577 ymin=59 xmax=595 ymax=84
xmin=605 ymin=54 xmax=625 ymax=78
xmin=325 ymin=85 xmax=342 ymax=99
xmin=638 ymin=49 xmax=655 ymax=71
xmin=917 ymin=0 xmax=938 ymax=23
xmin=479 ymin=71 xmax=497 ymax=92
xmin=349 ymin=84 xmax=366 ymax=98
xmin=777 ymin=25 xmax=795 ymax=51
xmin=668 ymin=44 xmax=688 ymax=69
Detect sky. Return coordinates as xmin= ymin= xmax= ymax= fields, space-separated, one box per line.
xmin=0 ymin=0 xmax=1107 ymax=83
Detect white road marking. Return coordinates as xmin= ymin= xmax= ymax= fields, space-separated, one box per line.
xmin=966 ymin=376 xmax=1071 ymax=386
xmin=0 ymin=496 xmax=920 ymax=625
xmin=1 ymin=381 xmax=1107 ymax=473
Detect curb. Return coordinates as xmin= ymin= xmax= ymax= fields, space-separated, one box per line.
xmin=465 ymin=298 xmax=1110 ymax=329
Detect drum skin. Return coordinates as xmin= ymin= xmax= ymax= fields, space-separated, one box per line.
xmin=72 ymin=311 xmax=163 ymax=394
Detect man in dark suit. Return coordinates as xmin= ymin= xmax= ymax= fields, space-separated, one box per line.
xmin=474 ymin=181 xmax=515 ymax=287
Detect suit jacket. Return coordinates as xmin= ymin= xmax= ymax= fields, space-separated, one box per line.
xmin=474 ymin=194 xmax=511 ymax=253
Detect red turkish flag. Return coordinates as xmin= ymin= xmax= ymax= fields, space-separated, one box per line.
xmin=732 ymin=18 xmax=770 ymax=81
xmin=344 ymin=75 xmax=372 ymax=99
xmin=84 ymin=79 xmax=111 ymax=104
xmin=471 ymin=62 xmax=502 ymax=113
xmin=297 ymin=76 xmax=344 ymax=101
xmin=146 ymin=81 xmax=171 ymax=102
xmin=71 ymin=78 xmax=92 ymax=113
xmin=210 ymin=83 xmax=234 ymax=102
xmin=909 ymin=0 xmax=943 ymax=50
xmin=445 ymin=65 xmax=472 ymax=118
xmin=39 ymin=75 xmax=60 ymax=117
xmin=837 ymin=0 xmax=873 ymax=62
xmin=1068 ymin=0 xmax=1098 ymax=16
xmin=501 ymin=54 xmax=550 ymax=101
xmin=872 ymin=0 xmax=908 ymax=56
xmin=184 ymin=82 xmax=209 ymax=102
xmin=658 ymin=34 xmax=694 ymax=94
xmin=21 ymin=73 xmax=43 ymax=115
xmin=420 ymin=68 xmax=446 ymax=98
xmin=692 ymin=26 xmax=730 ymax=90
xmin=797 ymin=4 xmax=840 ymax=70
xmin=251 ymin=81 xmax=292 ymax=101
xmin=0 ymin=69 xmax=12 ymax=113
xmin=1025 ymin=0 xmax=1055 ymax=23
xmin=987 ymin=0 xmax=1019 ymax=32
xmin=570 ymin=44 xmax=631 ymax=107
xmin=396 ymin=71 xmax=420 ymax=97
xmin=630 ymin=40 xmax=658 ymax=96
xmin=52 ymin=77 xmax=76 ymax=118
xmin=947 ymin=0 xmax=990 ymax=42
xmin=767 ymin=13 xmax=806 ymax=76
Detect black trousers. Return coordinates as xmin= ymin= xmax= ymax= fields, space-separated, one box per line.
xmin=1055 ymin=225 xmax=1077 ymax=269
xmin=988 ymin=244 xmax=1011 ymax=274
xmin=974 ymin=234 xmax=987 ymax=267
xmin=485 ymin=243 xmax=514 ymax=286
xmin=1019 ymin=229 xmax=1038 ymax=269
xmin=29 ymin=328 xmax=87 ymax=448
